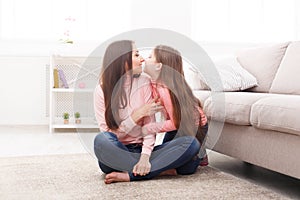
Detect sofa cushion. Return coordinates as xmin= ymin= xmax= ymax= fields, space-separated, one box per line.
xmin=237 ymin=42 xmax=290 ymax=92
xmin=212 ymin=57 xmax=258 ymax=91
xmin=250 ymin=95 xmax=300 ymax=136
xmin=184 ymin=57 xmax=258 ymax=92
xmin=193 ymin=90 xmax=211 ymax=107
xmin=204 ymin=92 xmax=268 ymax=125
xmin=269 ymin=41 xmax=300 ymax=95
xmin=183 ymin=63 xmax=209 ymax=90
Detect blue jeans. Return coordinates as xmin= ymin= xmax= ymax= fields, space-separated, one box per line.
xmin=94 ymin=132 xmax=200 ymax=181
xmin=163 ymin=123 xmax=209 ymax=159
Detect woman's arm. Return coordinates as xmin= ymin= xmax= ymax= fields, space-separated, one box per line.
xmin=132 ymin=76 xmax=160 ymax=176
xmin=94 ymin=85 xmax=111 ymax=132
xmin=94 ymin=85 xmax=141 ymax=138
xmin=94 ymin=83 xmax=162 ymax=135
xmin=132 ymin=153 xmax=151 ymax=176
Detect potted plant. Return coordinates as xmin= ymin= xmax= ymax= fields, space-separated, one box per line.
xmin=75 ymin=112 xmax=81 ymax=124
xmin=63 ymin=112 xmax=70 ymax=124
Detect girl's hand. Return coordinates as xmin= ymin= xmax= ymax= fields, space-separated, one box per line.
xmin=141 ymin=98 xmax=163 ymax=116
xmin=131 ymin=98 xmax=163 ymax=123
xmin=133 ymin=154 xmax=151 ymax=176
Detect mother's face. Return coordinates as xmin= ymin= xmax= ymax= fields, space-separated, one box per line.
xmin=131 ymin=44 xmax=144 ymax=75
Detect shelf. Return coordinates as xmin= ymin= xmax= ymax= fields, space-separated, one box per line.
xmin=49 ymin=55 xmax=99 ymax=133
xmin=52 ymin=123 xmax=99 ymax=129
xmin=52 ymin=117 xmax=98 ymax=129
xmin=51 ymin=88 xmax=94 ymax=93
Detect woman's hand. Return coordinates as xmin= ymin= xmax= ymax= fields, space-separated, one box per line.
xmin=133 ymin=154 xmax=151 ymax=176
xmin=131 ymin=98 xmax=163 ymax=123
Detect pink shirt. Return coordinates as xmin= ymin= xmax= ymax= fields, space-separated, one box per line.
xmin=94 ymin=74 xmax=155 ymax=155
xmin=142 ymin=81 xmax=207 ymax=135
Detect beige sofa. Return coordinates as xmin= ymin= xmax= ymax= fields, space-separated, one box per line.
xmin=192 ymin=41 xmax=300 ymax=179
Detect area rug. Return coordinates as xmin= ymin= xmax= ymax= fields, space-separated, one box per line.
xmin=0 ymin=154 xmax=288 ymax=200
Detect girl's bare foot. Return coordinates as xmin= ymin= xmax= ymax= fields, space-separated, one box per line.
xmin=199 ymin=155 xmax=209 ymax=166
xmin=159 ymin=169 xmax=177 ymax=176
xmin=104 ymin=172 xmax=130 ymax=184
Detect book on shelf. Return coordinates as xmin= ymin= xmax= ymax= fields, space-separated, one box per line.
xmin=58 ymin=69 xmax=69 ymax=88
xmin=53 ymin=68 xmax=59 ymax=88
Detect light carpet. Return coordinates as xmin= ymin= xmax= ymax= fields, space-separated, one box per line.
xmin=0 ymin=153 xmax=288 ymax=200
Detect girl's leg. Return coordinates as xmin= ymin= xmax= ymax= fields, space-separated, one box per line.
xmin=198 ymin=123 xmax=209 ymax=166
xmin=129 ymin=136 xmax=200 ymax=181
xmin=176 ymin=155 xmax=200 ymax=175
xmin=164 ymin=126 xmax=208 ymax=167
xmin=162 ymin=130 xmax=177 ymax=143
xmin=94 ymin=132 xmax=139 ymax=173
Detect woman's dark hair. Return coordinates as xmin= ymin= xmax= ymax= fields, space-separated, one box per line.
xmin=154 ymin=45 xmax=206 ymax=144
xmin=100 ymin=40 xmax=133 ymax=130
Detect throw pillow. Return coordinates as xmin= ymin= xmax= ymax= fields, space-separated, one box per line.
xmin=236 ymin=42 xmax=290 ymax=92
xmin=269 ymin=41 xmax=300 ymax=95
xmin=183 ymin=62 xmax=209 ymax=90
xmin=212 ymin=56 xmax=258 ymax=91
xmin=186 ymin=56 xmax=258 ymax=92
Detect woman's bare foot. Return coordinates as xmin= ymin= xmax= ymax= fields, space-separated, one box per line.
xmin=159 ymin=169 xmax=177 ymax=176
xmin=104 ymin=172 xmax=130 ymax=184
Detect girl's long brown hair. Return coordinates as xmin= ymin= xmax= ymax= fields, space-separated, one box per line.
xmin=100 ymin=40 xmax=133 ymax=130
xmin=154 ymin=45 xmax=206 ymax=144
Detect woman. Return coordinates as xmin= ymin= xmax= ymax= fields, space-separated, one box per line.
xmin=94 ymin=40 xmax=200 ymax=184
xmin=143 ymin=45 xmax=209 ymax=165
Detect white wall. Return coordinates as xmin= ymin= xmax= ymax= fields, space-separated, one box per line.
xmin=0 ymin=56 xmax=48 ymax=125
xmin=0 ymin=0 xmax=288 ymax=125
xmin=0 ymin=0 xmax=195 ymax=125
xmin=131 ymin=0 xmax=193 ymax=37
xmin=0 ymin=41 xmax=100 ymax=125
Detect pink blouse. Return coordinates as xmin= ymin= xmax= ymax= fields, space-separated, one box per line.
xmin=94 ymin=74 xmax=155 ymax=155
xmin=142 ymin=80 xmax=207 ymax=135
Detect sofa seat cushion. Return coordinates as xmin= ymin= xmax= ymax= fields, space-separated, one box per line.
xmin=203 ymin=92 xmax=268 ymax=125
xmin=250 ymin=95 xmax=300 ymax=136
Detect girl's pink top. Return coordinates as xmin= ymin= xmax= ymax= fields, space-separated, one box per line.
xmin=142 ymin=80 xmax=207 ymax=135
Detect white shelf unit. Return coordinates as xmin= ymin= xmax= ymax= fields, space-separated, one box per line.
xmin=49 ymin=55 xmax=101 ymax=133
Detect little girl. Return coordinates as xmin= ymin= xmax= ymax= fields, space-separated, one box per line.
xmin=142 ymin=45 xmax=209 ymax=166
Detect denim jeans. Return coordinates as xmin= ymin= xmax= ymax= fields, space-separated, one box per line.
xmin=163 ymin=123 xmax=209 ymax=159
xmin=94 ymin=131 xmax=200 ymax=181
